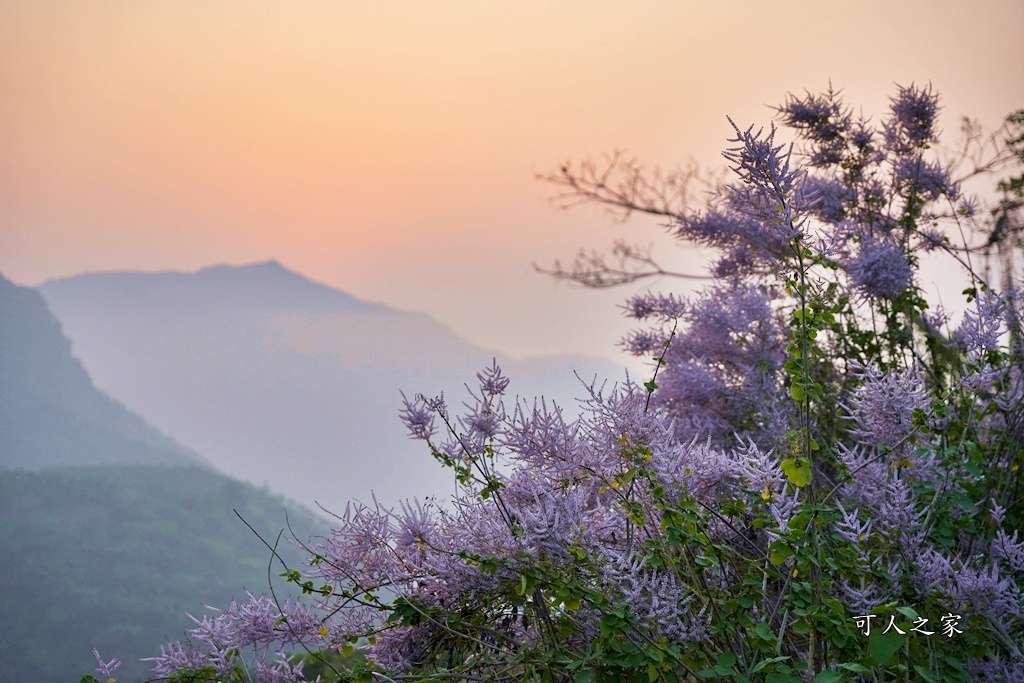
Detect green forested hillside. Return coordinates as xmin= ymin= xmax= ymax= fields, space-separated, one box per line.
xmin=0 ymin=464 xmax=330 ymax=683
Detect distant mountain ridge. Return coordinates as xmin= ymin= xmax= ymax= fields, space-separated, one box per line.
xmin=38 ymin=262 xmax=626 ymax=512
xmin=45 ymin=260 xmax=383 ymax=317
xmin=1 ymin=270 xmax=332 ymax=682
xmin=0 ymin=273 xmax=205 ymax=469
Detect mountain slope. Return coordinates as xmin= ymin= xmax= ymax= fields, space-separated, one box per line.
xmin=0 ymin=274 xmax=204 ymax=469
xmin=0 ymin=272 xmax=330 ymax=682
xmin=38 ymin=261 xmax=626 ymax=512
xmin=0 ymin=464 xmax=328 ymax=683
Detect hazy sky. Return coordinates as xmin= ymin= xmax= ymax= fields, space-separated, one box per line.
xmin=2 ymin=1 xmax=1022 ymax=364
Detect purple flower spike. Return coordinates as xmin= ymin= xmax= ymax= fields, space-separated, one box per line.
xmin=885 ymin=83 xmax=941 ymax=153
xmin=845 ymin=237 xmax=914 ymax=299
xmin=92 ymin=648 xmax=122 ymax=680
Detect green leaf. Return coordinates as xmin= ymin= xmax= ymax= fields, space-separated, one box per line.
xmin=944 ymin=656 xmax=965 ymax=671
xmin=868 ymin=629 xmax=904 ymax=665
xmin=913 ymin=665 xmax=941 ymax=683
xmin=574 ymin=670 xmax=595 ymax=683
xmin=781 ymin=459 xmax=812 ymax=487
xmin=895 ymin=606 xmax=919 ymax=621
xmin=714 ymin=651 xmax=737 ymax=675
xmin=751 ymin=656 xmax=790 ymax=673
xmin=813 ymin=672 xmax=842 ymax=683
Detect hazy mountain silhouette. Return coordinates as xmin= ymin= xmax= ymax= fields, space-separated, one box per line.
xmin=39 ymin=261 xmax=625 ymax=513
xmin=0 ymin=273 xmax=205 ymax=469
xmin=1 ymin=272 xmax=330 ymax=682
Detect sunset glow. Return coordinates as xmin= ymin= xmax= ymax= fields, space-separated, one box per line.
xmin=2 ymin=0 xmax=1022 ymax=360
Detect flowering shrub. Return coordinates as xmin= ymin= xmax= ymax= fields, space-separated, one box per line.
xmin=93 ymin=86 xmax=1024 ymax=683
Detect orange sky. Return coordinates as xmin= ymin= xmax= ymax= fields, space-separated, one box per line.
xmin=1 ymin=0 xmax=1022 ymax=363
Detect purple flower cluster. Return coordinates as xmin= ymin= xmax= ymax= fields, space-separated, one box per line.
xmin=955 ymin=287 xmax=1006 ymax=356
xmin=844 ymin=236 xmax=914 ymax=299
xmin=884 ymin=83 xmax=941 ymax=154
xmin=844 ymin=364 xmax=928 ymax=452
xmin=777 ymin=89 xmax=852 ymax=167
xmin=142 ymin=593 xmax=325 ymax=682
xmin=92 ymin=649 xmax=121 ymax=681
xmin=125 ymin=85 xmax=1024 ymax=681
xmin=627 ymin=284 xmax=789 ymax=449
xmin=895 ymin=156 xmax=959 ymax=200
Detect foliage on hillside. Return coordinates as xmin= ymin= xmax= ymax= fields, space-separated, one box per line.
xmin=0 ymin=465 xmax=328 ymax=683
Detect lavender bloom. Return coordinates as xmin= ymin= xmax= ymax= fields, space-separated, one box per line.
xmin=954 ymin=287 xmax=1006 ymax=356
xmin=399 ymin=391 xmax=437 ymax=441
xmin=255 ymin=654 xmax=310 ymax=683
xmin=837 ymin=576 xmax=881 ymax=614
xmin=837 ymin=443 xmax=887 ymax=511
xmin=395 ymin=498 xmax=435 ymax=550
xmin=371 ymin=624 xmax=434 ymax=674
xmin=777 ymin=89 xmax=852 ymax=167
xmin=507 ymin=485 xmax=588 ymax=560
xmin=844 ymin=237 xmax=914 ymax=299
xmin=722 ymin=119 xmax=802 ymax=209
xmin=501 ymin=398 xmax=578 ymax=473
xmin=992 ymin=500 xmax=1009 ymax=527
xmin=802 ymin=175 xmax=849 ymax=223
xmin=621 ymin=291 xmax=687 ymax=321
xmin=92 ymin=649 xmax=122 ymax=681
xmin=945 ymin=563 xmax=1023 ymax=627
xmin=850 ymin=122 xmax=876 ymax=151
xmin=641 ymin=284 xmax=787 ymax=448
xmin=913 ymin=547 xmax=957 ymax=598
xmin=669 ymin=117 xmax=810 ymax=279
xmin=968 ymin=656 xmax=1024 ymax=683
xmin=917 ymin=225 xmax=946 ymax=251
xmin=142 ymin=641 xmax=210 ymax=679
xmin=619 ymin=328 xmax=671 ymax=356
xmin=843 ymin=365 xmax=928 ymax=462
xmin=994 ymin=529 xmax=1024 ymax=574
xmin=958 ymin=195 xmax=979 ymax=217
xmin=835 ymin=505 xmax=873 ymax=565
xmin=735 ymin=440 xmax=782 ymax=497
xmin=768 ymin=486 xmax=801 ymax=540
xmin=603 ymin=551 xmax=706 ymax=644
xmin=476 ymin=358 xmax=511 ymax=397
xmin=674 ymin=210 xmax=791 ymax=274
xmin=895 ymin=156 xmax=958 ymax=200
xmin=876 ymin=478 xmax=926 ymax=556
xmin=710 ymin=241 xmax=760 ymax=279
xmin=884 ymin=83 xmax=940 ymax=153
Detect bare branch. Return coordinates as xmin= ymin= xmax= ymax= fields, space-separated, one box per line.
xmin=533 ymin=239 xmax=711 ymax=288
xmin=537 ymin=151 xmax=708 ymax=222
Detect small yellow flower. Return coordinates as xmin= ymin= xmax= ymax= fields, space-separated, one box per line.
xmin=318 ymin=625 xmax=329 ymax=637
